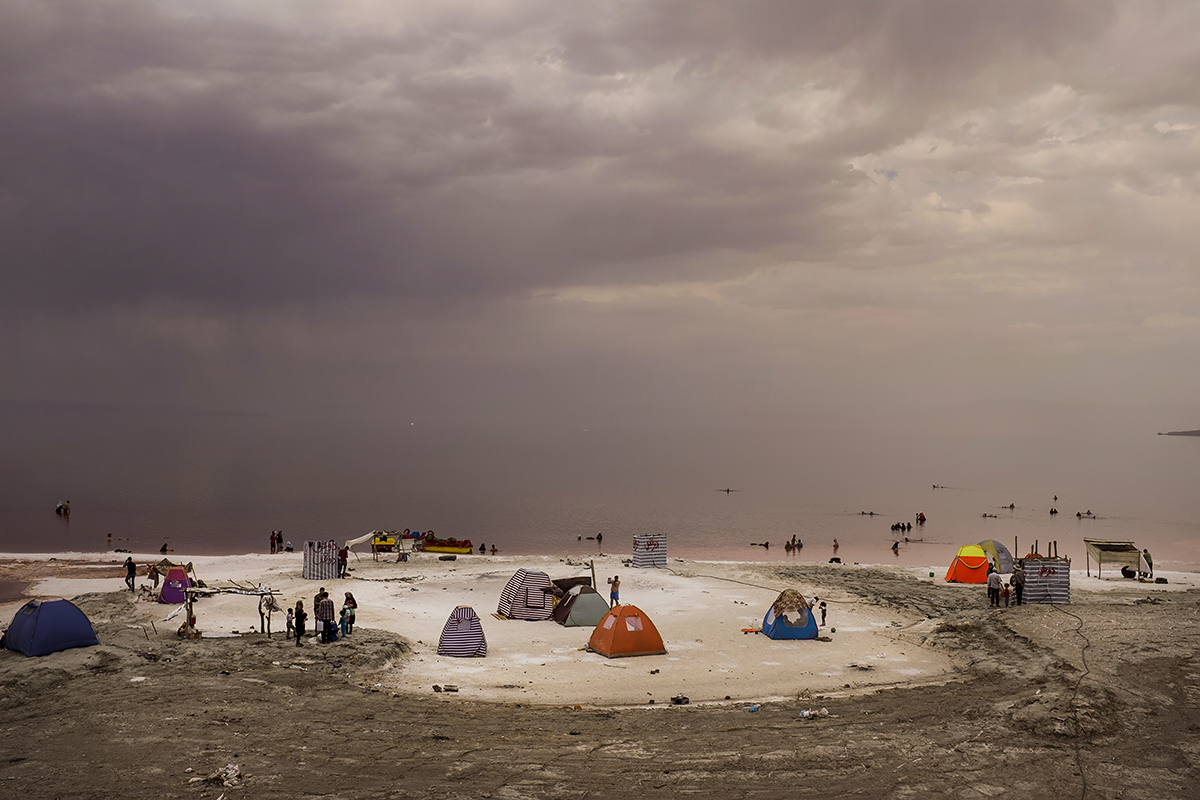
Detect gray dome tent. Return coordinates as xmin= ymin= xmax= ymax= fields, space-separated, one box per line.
xmin=552 ymin=584 xmax=611 ymax=628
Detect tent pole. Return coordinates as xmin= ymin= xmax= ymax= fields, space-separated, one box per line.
xmin=590 ymin=560 xmax=598 ymax=591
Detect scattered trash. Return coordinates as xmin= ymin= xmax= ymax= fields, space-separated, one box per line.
xmin=443 ymin=684 xmax=459 ymax=692
xmin=747 ymin=704 xmax=759 ymax=712
xmin=799 ymin=708 xmax=830 ymax=720
xmin=848 ymin=663 xmax=874 ymax=671
xmin=188 ymin=764 xmax=241 ymax=787
xmin=670 ymin=694 xmax=689 ymax=705
xmin=650 ymin=669 xmax=660 ymax=674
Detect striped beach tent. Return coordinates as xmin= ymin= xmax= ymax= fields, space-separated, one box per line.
xmin=496 ymin=569 xmax=554 ymax=621
xmin=437 ymin=606 xmax=488 ymax=657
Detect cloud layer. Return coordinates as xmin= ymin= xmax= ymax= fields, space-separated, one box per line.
xmin=2 ymin=1 xmax=1198 ymax=434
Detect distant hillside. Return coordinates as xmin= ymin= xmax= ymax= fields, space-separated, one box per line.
xmin=1158 ymin=429 xmax=1200 ymax=436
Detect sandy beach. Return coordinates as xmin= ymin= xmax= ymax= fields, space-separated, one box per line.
xmin=1 ymin=549 xmax=1197 ymax=798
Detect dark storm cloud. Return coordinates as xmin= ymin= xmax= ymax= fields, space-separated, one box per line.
xmin=3 ymin=0 xmax=1199 ymax=431
xmin=1 ymin=0 xmax=1119 ymax=315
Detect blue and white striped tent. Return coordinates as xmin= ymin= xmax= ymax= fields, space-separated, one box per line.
xmin=496 ymin=569 xmax=554 ymax=621
xmin=437 ymin=606 xmax=488 ymax=657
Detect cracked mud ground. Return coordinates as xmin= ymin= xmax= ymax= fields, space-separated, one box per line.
xmin=1 ymin=566 xmax=1196 ymax=799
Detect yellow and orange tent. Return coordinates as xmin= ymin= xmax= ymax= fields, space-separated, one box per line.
xmin=588 ymin=604 xmax=667 ymax=658
xmin=945 ymin=544 xmax=990 ymax=583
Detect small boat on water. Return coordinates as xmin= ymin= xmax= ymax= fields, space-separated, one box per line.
xmin=416 ymin=532 xmax=474 ymax=554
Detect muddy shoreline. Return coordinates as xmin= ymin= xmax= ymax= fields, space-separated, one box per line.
xmin=2 ymin=562 xmax=1197 ymax=798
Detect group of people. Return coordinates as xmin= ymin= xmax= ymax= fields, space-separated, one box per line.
xmin=784 ymin=535 xmax=803 ymax=552
xmin=54 ymin=500 xmax=71 ymax=518
xmin=269 ymin=531 xmax=293 ymax=553
xmin=289 ymin=588 xmax=357 ymax=646
xmin=986 ymin=564 xmax=1025 ymax=607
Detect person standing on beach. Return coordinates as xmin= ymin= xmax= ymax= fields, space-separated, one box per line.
xmin=317 ymin=592 xmax=336 ymax=643
xmin=313 ymin=587 xmax=326 ymax=640
xmin=608 ymin=575 xmax=620 ymax=607
xmin=343 ymin=592 xmax=357 ymax=634
xmin=986 ymin=569 xmax=1003 ymax=607
xmin=1011 ymin=565 xmax=1025 ymax=605
xmin=124 ymin=557 xmax=137 ymax=592
xmin=286 ymin=607 xmax=294 ymax=638
xmin=337 ymin=545 xmax=349 ymax=578
xmin=1141 ymin=549 xmax=1154 ymax=580
xmin=294 ymin=601 xmax=307 ymax=646
xmin=270 ymin=532 xmax=276 ymax=554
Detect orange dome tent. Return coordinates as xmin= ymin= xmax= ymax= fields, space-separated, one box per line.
xmin=945 ymin=544 xmax=990 ymax=583
xmin=587 ymin=604 xmax=666 ymax=658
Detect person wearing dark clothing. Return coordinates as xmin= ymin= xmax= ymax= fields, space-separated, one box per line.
xmin=124 ymin=557 xmax=137 ymax=592
xmin=1011 ymin=566 xmax=1025 ymax=605
xmin=337 ymin=546 xmax=349 ymax=578
xmin=294 ymin=601 xmax=307 ymax=647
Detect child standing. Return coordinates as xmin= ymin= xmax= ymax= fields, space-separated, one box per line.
xmin=819 ymin=601 xmax=828 ymax=627
xmin=339 ymin=608 xmax=349 ymax=638
xmin=1002 ymin=582 xmax=1011 ymax=607
xmin=286 ymin=608 xmax=294 ymax=637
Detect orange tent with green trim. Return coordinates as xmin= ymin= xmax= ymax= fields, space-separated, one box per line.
xmin=588 ymin=604 xmax=666 ymax=658
xmin=945 ymin=544 xmax=989 ymax=583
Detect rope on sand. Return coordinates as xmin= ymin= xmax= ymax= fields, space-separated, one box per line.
xmin=661 ymin=566 xmax=861 ymax=605
xmin=1049 ymin=603 xmax=1092 ymax=800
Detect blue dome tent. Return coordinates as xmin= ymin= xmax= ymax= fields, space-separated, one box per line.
xmin=4 ymin=599 xmax=99 ymax=657
xmin=760 ymin=589 xmax=818 ymax=640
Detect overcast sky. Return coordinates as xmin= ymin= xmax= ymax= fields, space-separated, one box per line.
xmin=3 ymin=0 xmax=1198 ymax=445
